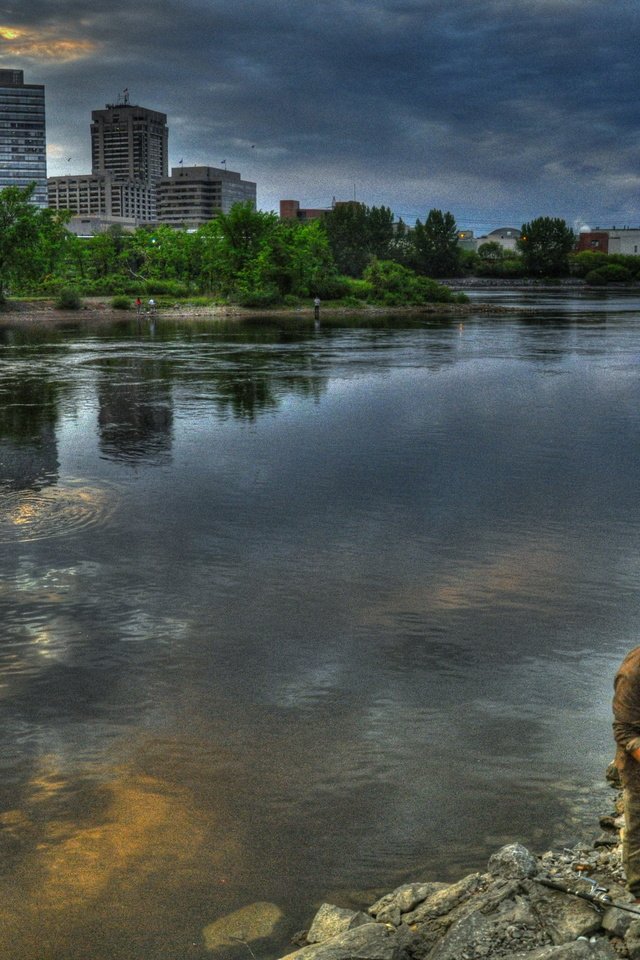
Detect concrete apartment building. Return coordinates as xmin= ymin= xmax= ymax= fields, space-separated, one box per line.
xmin=0 ymin=68 xmax=47 ymax=205
xmin=48 ymin=94 xmax=168 ymax=227
xmin=158 ymin=166 xmax=256 ymax=227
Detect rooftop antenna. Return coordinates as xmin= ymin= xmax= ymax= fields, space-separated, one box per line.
xmin=117 ymin=88 xmax=130 ymax=106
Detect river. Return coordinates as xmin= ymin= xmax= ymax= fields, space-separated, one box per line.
xmin=0 ymin=290 xmax=638 ymax=958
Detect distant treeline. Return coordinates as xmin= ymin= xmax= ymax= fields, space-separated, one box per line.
xmin=0 ymin=185 xmax=636 ymax=308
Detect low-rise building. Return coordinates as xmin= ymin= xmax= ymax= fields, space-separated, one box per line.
xmin=576 ymin=228 xmax=640 ymax=255
xmin=477 ymin=227 xmax=522 ymax=252
xmin=280 ymin=200 xmax=332 ymax=221
xmin=48 ymin=172 xmax=155 ymax=224
xmin=157 ymin=166 xmax=256 ymax=227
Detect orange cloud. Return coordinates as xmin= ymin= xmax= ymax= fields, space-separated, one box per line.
xmin=0 ymin=26 xmax=96 ymax=62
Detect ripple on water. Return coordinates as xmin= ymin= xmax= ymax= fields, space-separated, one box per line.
xmin=0 ymin=479 xmax=119 ymax=543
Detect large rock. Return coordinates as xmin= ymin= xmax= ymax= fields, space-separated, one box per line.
xmin=523 ymin=883 xmax=602 ymax=944
xmin=405 ymin=878 xmax=539 ymax=960
xmin=369 ymin=883 xmax=449 ymax=924
xmin=601 ymin=901 xmax=636 ymax=937
xmin=424 ymin=887 xmax=550 ymax=960
xmin=307 ymin=904 xmax=371 ymax=943
xmin=279 ymin=922 xmax=403 ymax=960
xmin=487 ymin=843 xmax=538 ymax=880
xmin=402 ymin=873 xmax=487 ymax=926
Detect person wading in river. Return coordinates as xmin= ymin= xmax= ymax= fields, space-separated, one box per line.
xmin=613 ymin=646 xmax=640 ymax=901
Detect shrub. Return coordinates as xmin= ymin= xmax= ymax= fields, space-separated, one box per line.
xmin=55 ymin=287 xmax=82 ymax=310
xmin=143 ymin=279 xmax=190 ymax=297
xmin=340 ymin=277 xmax=374 ymax=300
xmin=235 ymin=282 xmax=281 ymax=307
xmin=585 ymin=264 xmax=633 ymax=285
xmin=111 ymin=295 xmax=131 ymax=310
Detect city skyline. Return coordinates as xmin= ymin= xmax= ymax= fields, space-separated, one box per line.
xmin=1 ymin=0 xmax=639 ymax=233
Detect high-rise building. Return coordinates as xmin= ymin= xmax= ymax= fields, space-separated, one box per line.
xmin=157 ymin=166 xmax=256 ymax=227
xmin=49 ymin=93 xmax=167 ymax=226
xmin=0 ymin=69 xmax=47 ymax=205
xmin=90 ymin=96 xmax=168 ymax=186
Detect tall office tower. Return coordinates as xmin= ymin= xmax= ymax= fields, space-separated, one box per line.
xmin=0 ymin=69 xmax=47 ymax=205
xmin=90 ymin=95 xmax=168 ymax=185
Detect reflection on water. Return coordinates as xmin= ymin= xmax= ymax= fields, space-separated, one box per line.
xmin=0 ymin=480 xmax=118 ymax=542
xmin=1 ymin=298 xmax=640 ymax=958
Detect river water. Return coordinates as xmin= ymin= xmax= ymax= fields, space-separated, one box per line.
xmin=1 ymin=291 xmax=639 ymax=958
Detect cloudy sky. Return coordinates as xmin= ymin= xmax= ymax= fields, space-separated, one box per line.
xmin=2 ymin=0 xmax=639 ymax=232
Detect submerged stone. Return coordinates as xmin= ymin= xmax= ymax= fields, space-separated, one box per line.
xmin=203 ymin=901 xmax=283 ymax=950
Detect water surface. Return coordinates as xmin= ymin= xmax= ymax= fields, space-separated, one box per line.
xmin=1 ymin=295 xmax=639 ymax=958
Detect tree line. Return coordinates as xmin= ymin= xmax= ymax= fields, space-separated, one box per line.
xmin=0 ymin=184 xmax=636 ymax=309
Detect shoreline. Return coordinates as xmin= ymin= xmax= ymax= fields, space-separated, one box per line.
xmin=0 ymin=295 xmax=526 ymax=329
xmin=263 ymin=770 xmax=631 ymax=960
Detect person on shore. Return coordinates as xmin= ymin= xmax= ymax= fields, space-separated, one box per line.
xmin=613 ymin=645 xmax=640 ymax=900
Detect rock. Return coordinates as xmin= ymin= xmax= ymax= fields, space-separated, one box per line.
xmin=203 ymin=901 xmax=283 ymax=950
xmin=501 ymin=940 xmax=616 ymax=959
xmin=606 ymin=762 xmax=622 ymax=787
xmin=524 ymin=883 xmax=602 ymax=944
xmin=425 ymin=908 xmax=493 ymax=960
xmin=403 ymin=872 xmax=487 ymax=926
xmin=487 ymin=843 xmax=539 ymax=880
xmin=279 ymin=922 xmax=403 ymax=960
xmin=594 ymin=834 xmax=619 ymax=848
xmin=369 ymin=883 xmax=448 ymax=920
xmin=307 ymin=904 xmax=371 ymax=943
xmin=601 ymin=902 xmax=635 ymax=937
xmin=625 ymin=917 xmax=640 ymax=960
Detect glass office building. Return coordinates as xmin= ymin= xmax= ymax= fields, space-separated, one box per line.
xmin=0 ymin=69 xmax=47 ymax=205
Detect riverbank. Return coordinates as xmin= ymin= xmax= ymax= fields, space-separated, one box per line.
xmin=264 ymin=775 xmax=631 ymax=960
xmin=0 ymin=295 xmax=515 ymax=328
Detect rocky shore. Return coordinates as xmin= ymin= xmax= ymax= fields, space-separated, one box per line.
xmin=275 ymin=771 xmax=635 ymax=960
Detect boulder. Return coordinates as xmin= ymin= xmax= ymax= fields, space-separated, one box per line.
xmin=524 ymin=884 xmax=602 ymax=944
xmin=403 ymin=872 xmax=487 ymax=926
xmin=487 ymin=843 xmax=539 ymax=880
xmin=307 ymin=904 xmax=371 ymax=943
xmin=279 ymin=922 xmax=403 ymax=960
xmin=425 ymin=887 xmax=550 ymax=960
xmin=601 ymin=902 xmax=636 ymax=937
xmin=369 ymin=883 xmax=449 ymax=922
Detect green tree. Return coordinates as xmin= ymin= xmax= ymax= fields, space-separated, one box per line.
xmin=323 ymin=203 xmax=395 ymax=277
xmin=410 ymin=209 xmax=461 ymax=277
xmin=517 ymin=217 xmax=575 ymax=276
xmin=0 ymin=184 xmax=46 ymax=296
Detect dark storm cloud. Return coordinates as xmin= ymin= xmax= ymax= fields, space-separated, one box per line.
xmin=3 ymin=0 xmax=640 ymax=228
